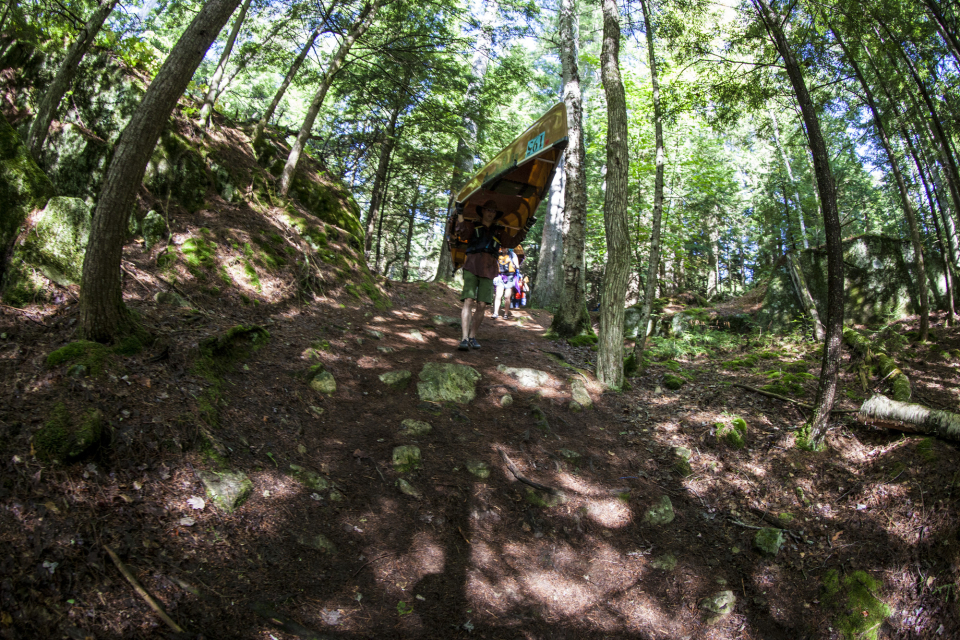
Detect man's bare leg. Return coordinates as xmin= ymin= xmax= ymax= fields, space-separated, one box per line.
xmin=492 ymin=284 xmax=503 ymax=318
xmin=461 ymin=297 xmax=474 ymax=342
xmin=470 ymin=302 xmax=487 ymax=339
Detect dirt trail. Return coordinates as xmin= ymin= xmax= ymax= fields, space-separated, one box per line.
xmin=2 ymin=281 xmax=960 ymax=639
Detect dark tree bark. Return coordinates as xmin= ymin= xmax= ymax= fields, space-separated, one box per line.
xmin=279 ymin=0 xmax=381 ymax=196
xmin=198 ymin=0 xmax=252 ymax=128
xmin=633 ymin=0 xmax=665 ymax=357
xmin=252 ymin=23 xmax=324 ymax=147
xmin=401 ymin=184 xmax=419 ymax=282
xmin=832 ymin=26 xmax=928 ymax=340
xmin=596 ymin=0 xmax=630 ymax=389
xmin=752 ymin=0 xmax=844 ymax=450
xmin=373 ymin=161 xmax=394 ymax=274
xmin=79 ymin=0 xmax=242 ymax=341
xmin=365 ymin=95 xmax=405 ymax=255
xmin=26 ymin=0 xmax=119 ymax=159
xmin=923 ymin=0 xmax=960 ymax=67
xmin=530 ymin=153 xmax=565 ymax=309
xmin=550 ymin=0 xmax=591 ymax=337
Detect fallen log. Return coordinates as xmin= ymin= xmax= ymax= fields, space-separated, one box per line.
xmin=857 ymin=394 xmax=960 ymax=442
xmin=842 ymin=328 xmax=911 ymax=401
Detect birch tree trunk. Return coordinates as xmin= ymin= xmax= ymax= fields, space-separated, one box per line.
xmin=26 ymin=0 xmax=119 ymax=160
xmin=279 ymin=0 xmax=380 ymax=197
xmin=550 ymin=0 xmax=591 ymax=337
xmin=752 ymin=0 xmax=843 ymax=450
xmin=596 ymin=0 xmax=630 ymax=390
xmin=858 ymin=394 xmax=960 ymax=442
xmin=364 ymin=103 xmax=401 ymax=255
xmin=198 ymin=0 xmax=252 ymax=128
xmin=79 ymin=0 xmax=241 ymax=341
xmin=530 ymin=153 xmax=565 ymax=309
xmin=633 ymin=0 xmax=665 ymax=357
xmin=831 ymin=27 xmax=928 ymax=340
xmin=252 ymin=25 xmax=323 ymax=147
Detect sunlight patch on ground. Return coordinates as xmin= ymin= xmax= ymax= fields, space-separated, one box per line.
xmin=520 ymin=570 xmax=601 ymax=616
xmin=584 ymin=497 xmax=632 ymax=528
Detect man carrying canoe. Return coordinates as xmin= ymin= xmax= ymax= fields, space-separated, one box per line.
xmin=455 ymin=200 xmax=523 ymax=351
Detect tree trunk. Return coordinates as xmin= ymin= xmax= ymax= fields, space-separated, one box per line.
xmin=596 ymin=0 xmax=630 ymax=390
xmin=752 ymin=0 xmax=843 ymax=450
xmin=401 ymin=185 xmax=419 ymax=282
xmin=705 ymin=207 xmax=720 ymax=298
xmin=26 ymin=0 xmax=119 ymax=159
xmin=832 ymin=27 xmax=928 ymax=340
xmin=906 ymin=133 xmax=958 ymax=323
xmin=374 ymin=161 xmax=394 ymax=274
xmin=786 ymin=252 xmax=826 ymax=341
xmin=857 ymin=394 xmax=960 ymax=442
xmin=365 ymin=93 xmax=405 ymax=255
xmin=279 ymin=0 xmax=380 ymax=197
xmin=769 ymin=108 xmax=809 ymax=249
xmin=198 ymin=0 xmax=252 ymax=128
xmin=923 ymin=0 xmax=960 ymax=68
xmin=79 ymin=0 xmax=241 ymax=341
xmin=633 ymin=0 xmax=665 ymax=358
xmin=252 ymin=25 xmax=323 ymax=147
xmin=530 ymin=152 xmax=565 ymax=309
xmin=550 ymin=0 xmax=591 ymax=337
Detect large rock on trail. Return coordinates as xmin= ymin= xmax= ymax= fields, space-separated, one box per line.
xmin=417 ymin=363 xmax=481 ymax=404
xmin=8 ymin=197 xmax=93 ymax=288
xmin=643 ymin=495 xmax=675 ymax=526
xmin=496 ymin=364 xmax=551 ymax=388
xmin=379 ymin=370 xmax=411 ymax=390
xmin=198 ymin=470 xmax=253 ymax=513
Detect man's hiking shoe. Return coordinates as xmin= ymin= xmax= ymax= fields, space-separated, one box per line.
xmin=469 ymin=338 xmax=481 ymax=350
xmin=458 ymin=339 xmax=470 ymax=351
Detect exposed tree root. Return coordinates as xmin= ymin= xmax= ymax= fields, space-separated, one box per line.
xmin=857 ymin=394 xmax=960 ymax=442
xmin=104 ymin=545 xmax=184 ymax=634
xmin=498 ymin=448 xmax=559 ymax=494
xmin=733 ymin=384 xmax=858 ymax=414
xmin=251 ymin=602 xmax=334 ymax=640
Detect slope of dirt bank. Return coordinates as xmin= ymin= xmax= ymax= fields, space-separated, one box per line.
xmin=2 ymin=273 xmax=960 ymax=639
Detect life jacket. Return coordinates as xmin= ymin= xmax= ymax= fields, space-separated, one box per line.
xmin=466 ymin=224 xmax=501 ymax=255
xmin=498 ymin=251 xmax=518 ymax=275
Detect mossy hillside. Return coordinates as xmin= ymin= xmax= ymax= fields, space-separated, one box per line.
xmin=0 ymin=111 xmax=56 ymax=292
xmin=33 ymin=403 xmax=103 ymax=463
xmin=821 ymin=569 xmax=892 ymax=640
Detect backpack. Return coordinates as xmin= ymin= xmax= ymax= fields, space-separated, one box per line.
xmin=466 ymin=225 xmax=501 ymax=255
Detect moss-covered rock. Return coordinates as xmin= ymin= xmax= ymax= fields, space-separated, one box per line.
xmin=663 ymin=373 xmax=685 ymax=390
xmin=198 ymin=469 xmax=253 ymax=513
xmin=143 ymin=130 xmax=210 ymax=212
xmin=754 ymin=527 xmax=784 ymax=556
xmin=288 ymin=170 xmax=364 ymax=243
xmin=717 ymin=417 xmax=747 ymax=448
xmin=141 ymin=210 xmax=167 ymax=249
xmin=33 ymin=403 xmax=102 ymax=462
xmin=822 ymin=569 xmax=891 ymax=640
xmin=392 ymin=445 xmax=421 ymax=472
xmin=417 ymin=363 xmax=481 ymax=404
xmin=7 ymin=197 xmax=91 ymax=289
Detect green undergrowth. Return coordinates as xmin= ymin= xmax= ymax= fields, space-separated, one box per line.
xmin=716 ymin=416 xmax=747 ymax=448
xmin=821 ymin=569 xmax=891 ymax=640
xmin=647 ymin=328 xmax=739 ymax=361
xmin=47 ymin=334 xmax=146 ymax=376
xmin=795 ymin=424 xmax=826 ymax=452
xmin=192 ymin=326 xmax=270 ymax=453
xmin=760 ymin=370 xmax=815 ymax=397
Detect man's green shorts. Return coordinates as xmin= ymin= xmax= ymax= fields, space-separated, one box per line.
xmin=461 ymin=271 xmax=494 ymax=305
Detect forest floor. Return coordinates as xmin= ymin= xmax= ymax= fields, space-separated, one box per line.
xmin=3 ymin=240 xmax=960 ymax=640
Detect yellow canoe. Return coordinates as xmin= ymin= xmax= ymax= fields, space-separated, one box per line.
xmin=446 ymin=102 xmax=568 ymax=271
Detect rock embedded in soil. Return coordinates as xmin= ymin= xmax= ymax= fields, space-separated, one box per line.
xmin=310 ymin=370 xmax=337 ymax=395
xmin=672 ymin=447 xmax=694 ymax=477
xmin=754 ymin=527 xmax=785 ymax=556
xmin=643 ymin=496 xmax=675 ymax=526
xmin=409 ymin=329 xmax=425 ymax=342
xmin=377 ymin=346 xmax=395 ymax=354
xmin=296 ymin=533 xmax=336 ymax=554
xmin=431 ymin=315 xmax=461 ymax=327
xmin=400 ymin=419 xmax=432 ymax=436
xmin=650 ymin=553 xmax=677 ymax=571
xmin=392 ymin=445 xmax=422 ymax=472
xmin=288 ymin=464 xmax=330 ymax=491
xmin=154 ymin=290 xmax=191 ymax=307
xmin=500 ymin=394 xmax=513 ymax=407
xmin=701 ymin=590 xmax=736 ymax=624
xmin=365 ymin=329 xmax=383 ymax=340
xmin=379 ymin=370 xmax=411 ymax=390
xmin=570 ymin=378 xmax=593 ymax=409
xmin=417 ymin=363 xmax=481 ymax=404
xmin=397 ymin=478 xmax=421 ymax=497
xmin=198 ymin=470 xmax=253 ymax=513
xmin=496 ymin=364 xmax=551 ymax=388
xmin=466 ymin=460 xmax=490 ymax=478
xmin=663 ymin=373 xmax=685 ymax=390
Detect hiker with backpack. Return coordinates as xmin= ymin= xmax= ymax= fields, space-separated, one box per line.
xmin=511 ymin=274 xmax=529 ymax=309
xmin=492 ymin=247 xmax=520 ymax=319
xmin=454 ymin=201 xmax=522 ymax=351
